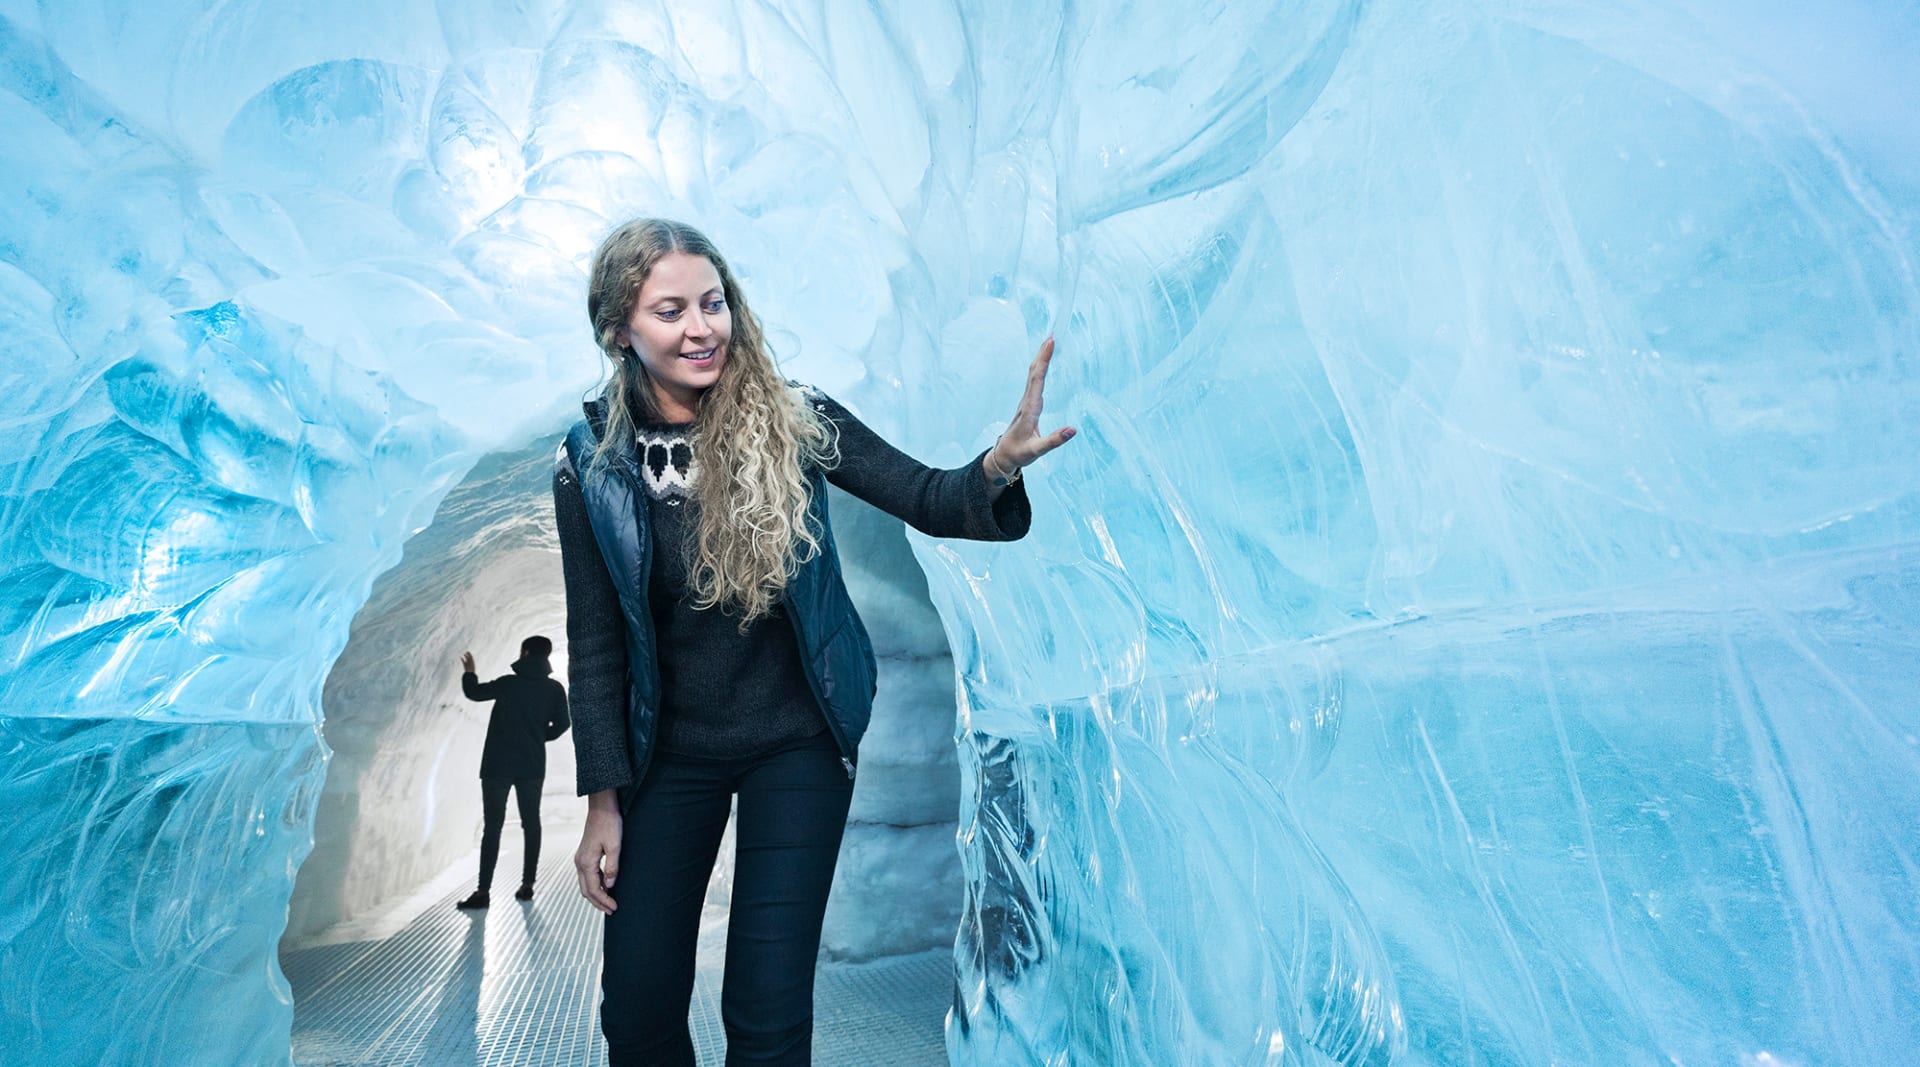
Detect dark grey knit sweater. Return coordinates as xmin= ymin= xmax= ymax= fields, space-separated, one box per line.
xmin=553 ymin=389 xmax=1031 ymax=796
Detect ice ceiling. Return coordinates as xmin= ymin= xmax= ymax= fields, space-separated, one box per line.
xmin=3 ymin=1 xmax=1918 ymax=1064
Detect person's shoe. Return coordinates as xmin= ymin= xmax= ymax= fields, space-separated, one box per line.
xmin=514 ymin=883 xmax=534 ymax=902
xmin=455 ymin=890 xmax=490 ymax=910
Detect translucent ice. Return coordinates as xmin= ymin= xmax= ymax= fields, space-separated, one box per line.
xmin=2 ymin=2 xmax=1917 ymax=1065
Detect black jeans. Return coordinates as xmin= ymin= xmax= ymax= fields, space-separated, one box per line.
xmin=601 ymin=732 xmax=854 ymax=1067
xmin=479 ymin=776 xmax=542 ymax=890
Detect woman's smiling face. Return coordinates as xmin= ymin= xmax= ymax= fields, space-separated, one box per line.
xmin=620 ymin=251 xmax=732 ymax=420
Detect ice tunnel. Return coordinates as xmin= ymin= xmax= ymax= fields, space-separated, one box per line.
xmin=3 ymin=1 xmax=1918 ymax=1064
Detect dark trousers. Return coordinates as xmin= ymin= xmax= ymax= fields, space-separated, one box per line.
xmin=601 ymin=733 xmax=854 ymax=1067
xmin=479 ymin=776 xmax=542 ymax=890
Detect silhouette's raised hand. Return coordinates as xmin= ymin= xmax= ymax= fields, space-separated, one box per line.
xmin=460 ymin=651 xmax=476 ymax=674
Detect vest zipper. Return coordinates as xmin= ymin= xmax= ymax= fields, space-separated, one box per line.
xmin=621 ymin=448 xmax=659 ymax=813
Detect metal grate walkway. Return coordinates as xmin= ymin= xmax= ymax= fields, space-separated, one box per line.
xmin=283 ymin=833 xmax=950 ymax=1066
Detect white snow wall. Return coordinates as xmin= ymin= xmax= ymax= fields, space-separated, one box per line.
xmin=2 ymin=2 xmax=1918 ymax=1065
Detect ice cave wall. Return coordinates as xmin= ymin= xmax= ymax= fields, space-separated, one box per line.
xmin=1 ymin=2 xmax=1917 ymax=1065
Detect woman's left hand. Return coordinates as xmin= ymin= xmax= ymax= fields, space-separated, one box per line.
xmin=987 ymin=336 xmax=1076 ymax=481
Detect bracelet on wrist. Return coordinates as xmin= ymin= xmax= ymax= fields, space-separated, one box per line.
xmin=987 ymin=450 xmax=1022 ymax=488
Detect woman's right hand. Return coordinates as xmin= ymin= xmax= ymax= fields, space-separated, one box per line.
xmin=575 ymin=793 xmax=623 ymax=914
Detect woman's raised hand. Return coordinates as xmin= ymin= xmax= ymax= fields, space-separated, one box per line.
xmin=986 ymin=336 xmax=1076 ymax=481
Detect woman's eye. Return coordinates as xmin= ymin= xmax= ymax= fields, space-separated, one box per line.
xmin=657 ymin=309 xmax=680 ymax=321
xmin=704 ymin=300 xmax=726 ymax=313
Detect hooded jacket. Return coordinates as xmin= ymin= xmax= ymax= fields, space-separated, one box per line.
xmin=461 ymin=656 xmax=571 ymax=780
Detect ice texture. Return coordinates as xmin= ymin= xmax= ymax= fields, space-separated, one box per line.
xmin=2 ymin=2 xmax=1918 ymax=1064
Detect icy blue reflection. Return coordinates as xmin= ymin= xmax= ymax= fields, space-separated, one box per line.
xmin=3 ymin=2 xmax=1918 ymax=1064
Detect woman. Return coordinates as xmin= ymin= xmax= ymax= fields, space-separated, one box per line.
xmin=553 ymin=218 xmax=1073 ymax=1066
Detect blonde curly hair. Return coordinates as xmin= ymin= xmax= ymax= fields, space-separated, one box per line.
xmin=585 ymin=218 xmax=839 ymax=625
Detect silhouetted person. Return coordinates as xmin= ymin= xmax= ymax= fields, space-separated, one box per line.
xmin=456 ymin=636 xmax=570 ymax=909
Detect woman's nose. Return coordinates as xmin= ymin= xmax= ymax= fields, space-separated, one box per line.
xmin=684 ymin=312 xmax=711 ymax=338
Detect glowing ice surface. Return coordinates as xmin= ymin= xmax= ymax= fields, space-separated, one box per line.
xmin=2 ymin=2 xmax=1917 ymax=1064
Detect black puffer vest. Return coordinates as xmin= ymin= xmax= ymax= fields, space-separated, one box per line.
xmin=561 ymin=400 xmax=879 ymax=801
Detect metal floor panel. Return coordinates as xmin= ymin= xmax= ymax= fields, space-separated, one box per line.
xmin=285 ymin=838 xmax=949 ymax=1066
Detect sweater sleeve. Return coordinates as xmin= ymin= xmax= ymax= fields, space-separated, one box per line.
xmin=553 ymin=449 xmax=635 ymax=796
xmin=807 ymin=389 xmax=1031 ymax=542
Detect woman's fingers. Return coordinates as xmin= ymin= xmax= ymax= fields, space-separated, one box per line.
xmin=575 ymin=825 xmax=620 ymax=915
xmin=1021 ymin=337 xmax=1055 ymax=417
xmin=1009 ymin=337 xmax=1054 ymax=434
xmin=1015 ymin=424 xmax=1076 ymax=466
xmin=573 ymin=845 xmax=599 ymax=910
xmin=573 ymin=849 xmax=596 ymax=909
xmin=577 ymin=852 xmax=616 ymax=914
xmin=989 ymin=335 xmax=1074 ymax=474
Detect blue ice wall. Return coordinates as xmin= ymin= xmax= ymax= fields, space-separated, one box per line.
xmin=2 ymin=2 xmax=1917 ymax=1064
